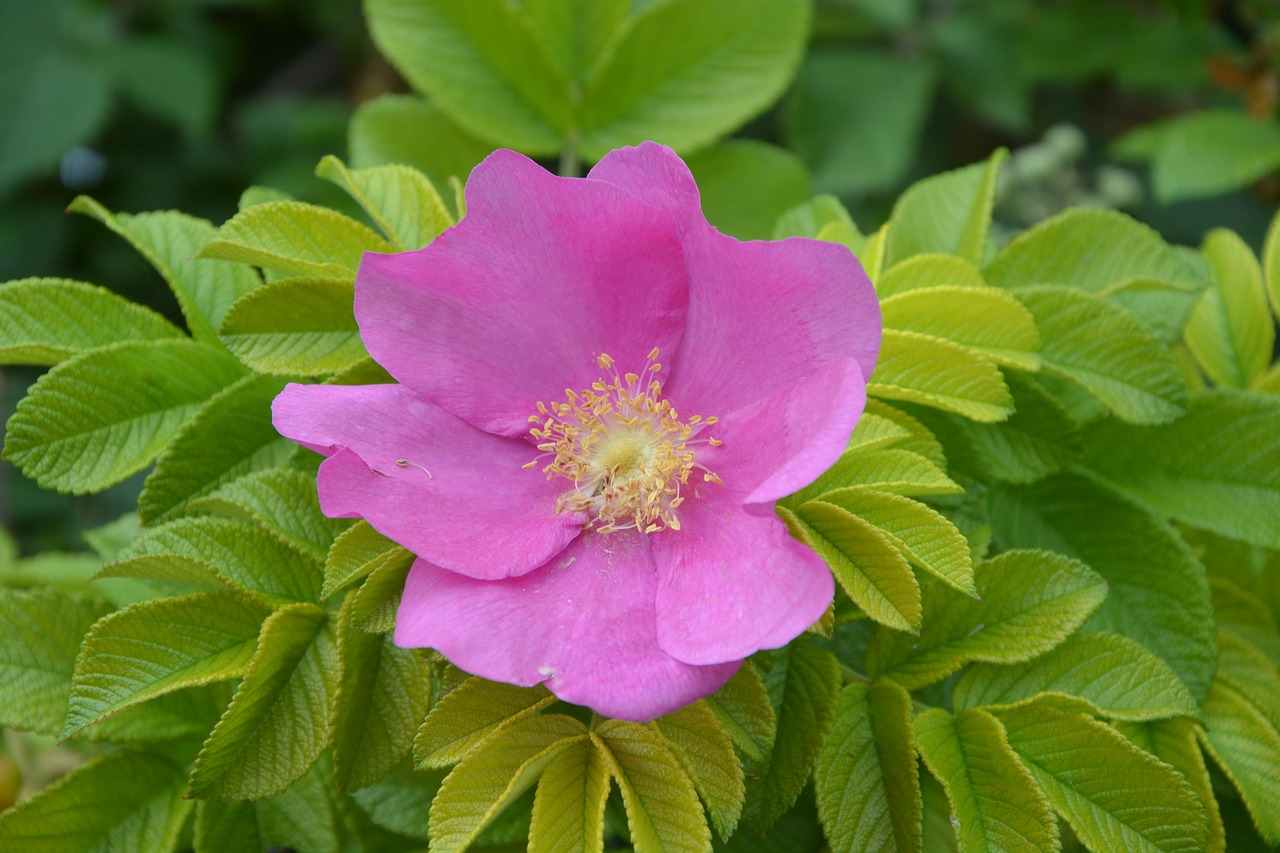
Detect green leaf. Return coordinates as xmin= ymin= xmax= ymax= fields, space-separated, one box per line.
xmin=773 ymin=194 xmax=856 ymax=241
xmin=332 ymin=594 xmax=430 ymax=792
xmin=323 ymin=520 xmax=411 ymax=597
xmin=187 ymin=603 xmax=338 ymax=800
xmin=919 ymin=767 xmax=958 ymax=853
xmin=593 ymin=719 xmax=710 ymax=853
xmin=685 ymin=140 xmax=812 ymax=241
xmin=218 ymin=277 xmax=367 ymax=376
xmin=877 ymin=254 xmax=987 ymax=299
xmin=1263 ymin=205 xmax=1280 ymax=321
xmin=884 ymin=149 xmax=1006 ymax=267
xmin=796 ymin=446 xmax=961 ymax=503
xmin=238 ymin=185 xmax=294 ymax=211
xmin=0 ymin=550 xmax=150 ymax=609
xmin=653 ymin=701 xmax=745 ymax=838
xmin=579 ymin=0 xmax=810 ymax=157
xmin=195 ymin=763 xmax=341 ymax=853
xmin=998 ymin=703 xmax=1210 ymax=853
xmin=64 ymin=590 xmax=270 ymax=738
xmin=138 ymin=374 xmax=293 ymax=524
xmin=523 ymin=0 xmax=629 ymax=83
xmin=0 ymin=588 xmax=111 ymax=735
xmin=196 ymin=202 xmax=392 ymax=279
xmin=1012 ymin=285 xmax=1186 ymax=424
xmin=350 ymin=760 xmax=447 ymax=840
xmin=0 ymin=751 xmax=191 ymax=853
xmin=1117 ymin=719 xmax=1226 ymax=853
xmin=856 ymin=400 xmax=948 ymax=469
xmin=108 ymin=515 xmax=323 ymax=603
xmin=744 ymin=636 xmax=840 ymax=832
xmin=416 ymin=676 xmax=557 ymax=769
xmin=868 ymin=329 xmax=1013 ymax=423
xmin=1115 ymin=110 xmax=1280 ymax=204
xmin=880 ymin=285 xmax=1041 ymax=371
xmin=112 ymin=36 xmax=217 ymax=135
xmin=786 ymin=501 xmax=921 ymax=632
xmin=866 ymin=550 xmax=1107 ymax=690
xmin=0 ymin=277 xmax=183 ymax=366
xmin=816 ymin=487 xmax=975 ymax=596
xmin=1199 ymin=676 xmax=1280 ymax=845
xmin=528 ymin=737 xmax=611 ymax=853
xmin=783 ymin=50 xmax=935 ymax=196
xmin=953 ymin=631 xmax=1201 ymax=721
xmin=68 ymin=197 xmax=262 ymax=343
xmin=990 ymin=473 xmax=1217 ymax=700
xmin=702 ymin=660 xmax=776 ymax=764
xmin=348 ymin=94 xmax=494 ymax=194
xmin=85 ymin=684 xmax=231 ymax=746
xmin=317 ymin=155 xmax=452 ymax=251
xmin=913 ymin=707 xmax=1058 ymax=853
xmin=191 ymin=467 xmax=350 ymax=564
xmin=1080 ymin=389 xmax=1280 ymax=551
xmin=429 ymin=714 xmax=590 ymax=853
xmin=3 ymin=339 xmax=247 ymax=494
xmin=815 ymin=680 xmax=920 ymax=853
xmin=1185 ymin=228 xmax=1274 ymax=388
xmin=350 ymin=554 xmax=414 ymax=633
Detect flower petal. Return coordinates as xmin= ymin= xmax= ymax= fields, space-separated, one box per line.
xmin=589 ymin=142 xmax=880 ymax=418
xmin=356 ymin=149 xmax=689 ymax=437
xmin=703 ymin=357 xmax=867 ymax=506
xmin=651 ymin=498 xmax=834 ymax=666
xmin=394 ymin=533 xmax=740 ymax=721
xmin=272 ymin=383 xmax=583 ymax=580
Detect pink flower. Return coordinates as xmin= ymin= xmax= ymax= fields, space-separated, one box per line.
xmin=272 ymin=143 xmax=880 ymax=721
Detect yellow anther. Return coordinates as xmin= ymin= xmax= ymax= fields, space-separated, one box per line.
xmin=647 ymin=347 xmax=660 ymax=359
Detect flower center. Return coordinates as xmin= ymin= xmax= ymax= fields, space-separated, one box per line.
xmin=527 ymin=348 xmax=723 ymax=534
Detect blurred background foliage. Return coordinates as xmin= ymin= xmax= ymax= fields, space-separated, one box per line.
xmin=3 ymin=0 xmax=1279 ymax=547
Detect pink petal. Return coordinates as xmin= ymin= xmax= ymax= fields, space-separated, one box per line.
xmin=703 ymin=358 xmax=867 ymax=506
xmin=394 ymin=533 xmax=740 ymax=721
xmin=356 ymin=149 xmax=689 ymax=437
xmin=589 ymin=143 xmax=880 ymax=419
xmin=272 ymin=383 xmax=583 ymax=580
xmin=650 ymin=498 xmax=834 ymax=666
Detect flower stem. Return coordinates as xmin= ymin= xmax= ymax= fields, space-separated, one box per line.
xmin=559 ymin=133 xmax=581 ymax=178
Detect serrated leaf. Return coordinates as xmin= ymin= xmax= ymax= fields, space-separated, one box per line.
xmin=416 ymin=676 xmax=556 ymax=769
xmin=429 ymin=714 xmax=589 ymax=853
xmin=1211 ymin=576 xmax=1280 ymax=665
xmin=743 ymin=636 xmax=840 ymax=832
xmin=3 ymin=339 xmax=247 ymax=494
xmin=0 ymin=588 xmax=111 ymax=735
xmin=219 ymin=278 xmax=368 ymax=376
xmin=64 ymin=590 xmax=270 ymax=738
xmin=866 ymin=550 xmax=1107 ymax=690
xmin=868 ymin=329 xmax=1013 ymax=422
xmin=1012 ymin=285 xmax=1186 ymax=424
xmin=0 ymin=750 xmax=191 ymax=853
xmin=1186 ymin=228 xmax=1274 ymax=388
xmin=1117 ymin=719 xmax=1226 ymax=853
xmin=884 ymin=149 xmax=1006 ymax=267
xmin=84 ymin=684 xmax=231 ymax=745
xmin=137 ymin=373 xmax=293 ymax=524
xmin=188 ymin=603 xmax=338 ymax=800
xmin=593 ymin=719 xmax=710 ymax=853
xmin=0 ymin=277 xmax=183 ymax=365
xmin=578 ymin=0 xmax=809 ymax=157
xmin=796 ymin=447 xmax=960 ymax=503
xmin=194 ymin=761 xmax=340 ymax=853
xmin=913 ymin=707 xmax=1058 ymax=853
xmin=317 ymin=155 xmax=452 ymax=251
xmin=857 ymin=400 xmax=947 ymax=468
xmin=196 ymin=202 xmax=392 ymax=278
xmin=68 ymin=197 xmax=262 ymax=342
xmin=919 ymin=767 xmax=959 ymax=853
xmin=989 ymin=473 xmax=1216 ymax=701
xmin=817 ymin=488 xmax=975 ymax=596
xmin=880 ymin=285 xmax=1040 ymax=371
xmin=0 ymin=550 xmax=151 ymax=609
xmin=1263 ymin=205 xmax=1280 ymax=320
xmin=786 ymin=501 xmax=921 ymax=632
xmin=347 ymin=94 xmax=494 ymax=194
xmin=1198 ymin=676 xmax=1280 ymax=845
xmin=332 ymin=594 xmax=430 ymax=792
xmin=877 ymin=254 xmax=987 ymax=299
xmin=953 ymin=631 xmax=1201 ymax=721
xmin=654 ymin=701 xmax=744 ymax=839
xmin=322 ymin=520 xmax=410 ymax=596
xmin=998 ymin=703 xmax=1209 ymax=853
xmin=351 ymin=552 xmax=414 ymax=633
xmin=529 ymin=737 xmax=611 ymax=853
xmin=350 ymin=759 xmax=447 ymax=840
xmin=192 ymin=467 xmax=350 ymax=564
xmin=1080 ymin=389 xmax=1280 ymax=551
xmin=773 ymin=194 xmax=857 ymax=241
xmin=815 ymin=680 xmax=920 ymax=853
xmin=703 ymin=660 xmax=775 ymax=765
xmin=108 ymin=515 xmax=322 ymax=603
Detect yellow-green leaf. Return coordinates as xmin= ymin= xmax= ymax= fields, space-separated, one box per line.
xmin=415 ymin=676 xmax=556 ymax=769
xmin=1185 ymin=228 xmax=1274 ymax=388
xmin=196 ymin=202 xmax=392 ymax=279
xmin=868 ymin=329 xmax=1013 ymax=422
xmin=880 ymin=285 xmax=1041 ymax=371
xmin=528 ymin=737 xmax=611 ymax=853
xmin=316 ymin=155 xmax=452 ymax=251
